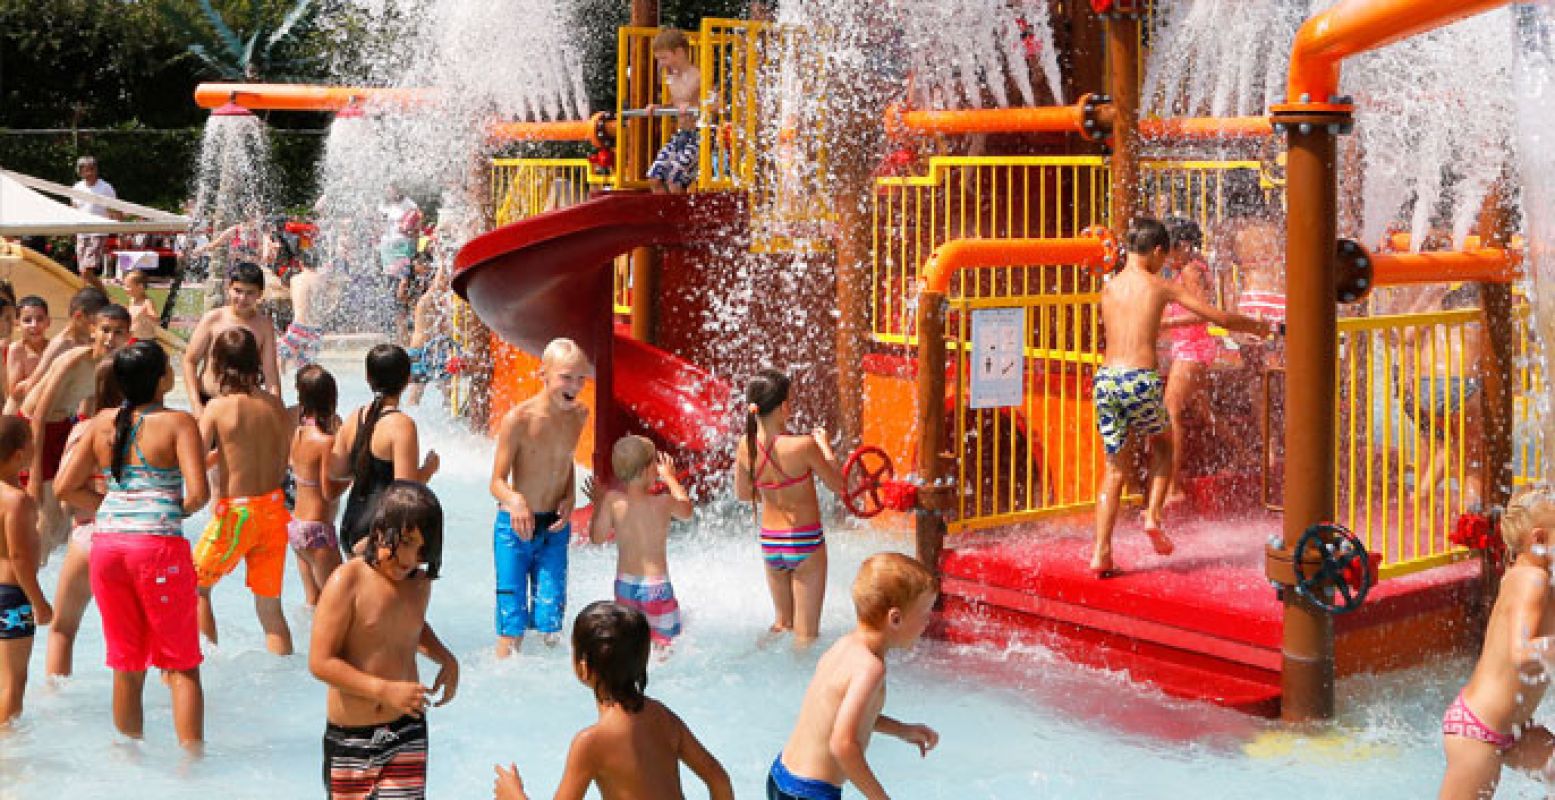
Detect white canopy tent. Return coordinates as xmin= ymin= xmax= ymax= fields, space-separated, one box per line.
xmin=0 ymin=168 xmax=188 ymax=236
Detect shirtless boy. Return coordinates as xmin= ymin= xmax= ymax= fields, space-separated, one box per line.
xmin=488 ymin=337 xmax=590 ymax=656
xmin=405 ymin=266 xmax=456 ymax=407
xmin=21 ymin=303 xmax=129 ymax=555
xmin=192 ymin=328 xmax=294 ymax=655
xmin=278 ymin=256 xmax=325 ymax=374
xmin=645 ymin=29 xmax=703 ymax=194
xmin=1439 ymin=486 xmax=1555 ymax=798
xmin=182 ymin=261 xmax=282 ymax=414
xmin=586 ymin=436 xmax=693 ymax=646
xmin=6 ymin=296 xmax=50 ymax=413
xmin=310 ymin=481 xmax=458 ymax=800
xmin=123 ymin=269 xmax=159 ymax=343
xmin=1091 ymin=218 xmax=1270 ymax=576
xmin=0 ymin=417 xmax=47 ymax=724
xmin=14 ymin=287 xmax=108 ymax=412
xmin=769 ymin=553 xmax=939 ymax=800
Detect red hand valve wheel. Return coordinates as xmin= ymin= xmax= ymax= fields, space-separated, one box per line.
xmin=842 ymin=445 xmax=895 ymax=518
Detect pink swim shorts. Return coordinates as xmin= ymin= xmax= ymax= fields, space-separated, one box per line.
xmin=1443 ymin=691 xmax=1516 ymax=750
xmin=89 ymin=533 xmax=202 ymax=672
xmin=1168 ymin=325 xmax=1219 ymax=365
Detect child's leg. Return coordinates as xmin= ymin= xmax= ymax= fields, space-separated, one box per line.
xmin=164 ymin=667 xmax=204 ymax=749
xmin=1164 ymin=360 xmax=1196 ymax=500
xmin=533 ymin=528 xmax=570 ymax=640
xmin=1091 ymin=446 xmax=1133 ymax=571
xmin=111 ymin=669 xmax=149 ymax=738
xmin=764 ymin=567 xmax=796 ymax=633
xmin=197 ymin=587 xmax=218 ymax=645
xmin=46 ymin=541 xmax=94 ymax=677
xmin=648 ymin=178 xmax=667 ymax=193
xmin=294 ymin=549 xmax=320 ymax=607
xmin=0 ymin=636 xmax=33 ymax=722
xmin=304 ymin=546 xmax=342 ymax=603
xmin=492 ymin=511 xmax=530 ymax=655
xmin=1144 ymin=429 xmax=1174 ymax=532
xmin=790 ymin=545 xmax=828 ymax=646
xmin=254 ymin=595 xmax=293 ymax=656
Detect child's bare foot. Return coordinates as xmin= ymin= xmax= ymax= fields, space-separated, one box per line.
xmin=542 ymin=633 xmax=560 ymax=648
xmin=496 ymin=637 xmax=519 ymax=659
xmin=1144 ymin=525 xmax=1175 ymax=556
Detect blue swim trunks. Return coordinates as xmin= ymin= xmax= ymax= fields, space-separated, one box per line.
xmin=1093 ymin=366 xmax=1169 ymax=456
xmin=647 ymin=129 xmax=699 ymax=191
xmin=0 ymin=584 xmax=35 ymax=639
xmin=767 ymin=755 xmax=841 ymax=800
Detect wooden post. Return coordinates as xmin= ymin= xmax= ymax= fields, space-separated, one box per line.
xmin=915 ymin=289 xmax=950 ymax=572
xmin=1477 ymin=178 xmax=1516 ymax=512
xmin=1103 ymin=8 xmax=1141 ymax=235
xmin=628 ymin=0 xmax=660 ymax=345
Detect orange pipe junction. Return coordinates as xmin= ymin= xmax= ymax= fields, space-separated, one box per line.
xmin=194 ymin=83 xmax=427 ymax=111
xmin=1286 ymin=0 xmax=1512 ymax=104
xmin=920 ymin=233 xmax=1112 ymax=294
xmin=1370 ymin=248 xmax=1521 ymax=286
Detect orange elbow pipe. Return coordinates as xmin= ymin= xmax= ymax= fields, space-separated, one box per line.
xmin=920 ymin=233 xmax=1113 ymax=295
xmin=194 ymin=83 xmax=428 ymax=111
xmin=1138 ymin=116 xmax=1271 ymax=140
xmin=885 ymin=102 xmax=1087 ymax=138
xmin=1287 ymin=0 xmax=1512 ymax=104
xmin=1370 ymin=248 xmax=1521 ymax=286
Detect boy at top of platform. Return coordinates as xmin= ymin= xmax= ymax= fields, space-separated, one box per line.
xmin=1091 ymin=217 xmax=1271 ymax=577
xmin=645 ymin=28 xmax=702 ymax=194
xmin=585 ymin=435 xmax=693 ymax=647
xmin=488 ymin=337 xmax=590 ymax=657
xmin=767 ymin=553 xmax=939 ymax=800
xmin=1439 ymin=486 xmax=1555 ymax=799
xmin=183 ymin=261 xmax=282 ymax=415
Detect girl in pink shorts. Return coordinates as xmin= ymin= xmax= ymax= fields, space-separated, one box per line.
xmin=55 ymin=341 xmax=210 ymax=749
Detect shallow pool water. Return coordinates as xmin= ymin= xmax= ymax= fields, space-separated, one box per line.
xmin=0 ymin=356 xmax=1530 ymax=798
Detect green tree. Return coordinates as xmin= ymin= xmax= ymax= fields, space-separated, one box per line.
xmin=157 ymin=0 xmax=322 ymax=80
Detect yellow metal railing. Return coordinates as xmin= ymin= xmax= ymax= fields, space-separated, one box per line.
xmin=490 ymin=158 xmax=604 ymax=225
xmin=1332 ymin=308 xmax=1482 ymax=579
xmin=1515 ymin=302 xmax=1544 ymax=487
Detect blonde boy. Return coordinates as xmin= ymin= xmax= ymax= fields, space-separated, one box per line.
xmin=1439 ymin=487 xmax=1555 ymax=798
xmin=770 ymin=553 xmax=940 ymax=800
xmin=488 ymin=338 xmax=591 ymax=656
xmin=644 ymin=29 xmax=702 ymax=194
xmin=587 ymin=435 xmax=693 ymax=646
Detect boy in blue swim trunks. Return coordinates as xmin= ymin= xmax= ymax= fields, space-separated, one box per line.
xmin=1091 ymin=218 xmax=1271 ymax=577
xmin=645 ymin=29 xmax=702 ymax=194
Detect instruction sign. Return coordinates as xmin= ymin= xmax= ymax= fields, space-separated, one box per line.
xmin=970 ymin=307 xmax=1024 ymax=409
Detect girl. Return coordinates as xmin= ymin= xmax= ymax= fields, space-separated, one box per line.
xmin=55 ymin=341 xmax=209 ymax=748
xmin=733 ymin=369 xmax=845 ymax=645
xmin=329 ymin=344 xmax=438 ymax=555
xmin=289 ymin=365 xmax=345 ymax=606
xmin=44 ymin=359 xmax=122 ymax=678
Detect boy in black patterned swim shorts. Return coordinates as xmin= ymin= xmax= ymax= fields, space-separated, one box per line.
xmin=1091 ymin=218 xmax=1271 ymax=577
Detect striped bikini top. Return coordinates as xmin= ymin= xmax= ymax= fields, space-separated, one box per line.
xmin=752 ymin=435 xmax=812 ymax=491
xmin=97 ymin=412 xmax=186 ymax=537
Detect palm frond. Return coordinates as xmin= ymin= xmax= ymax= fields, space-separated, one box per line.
xmin=265 ymin=0 xmax=317 ymax=57
xmin=187 ymin=43 xmax=243 ymax=80
xmin=194 ymin=0 xmax=246 ymax=60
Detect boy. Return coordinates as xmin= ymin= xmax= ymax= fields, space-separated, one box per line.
xmin=1403 ymin=284 xmax=1486 ymax=511
xmin=310 ymin=481 xmax=458 ymax=800
xmin=488 ymin=337 xmax=590 ymax=657
xmin=586 ymin=436 xmax=693 ymax=646
xmin=21 ymin=303 xmax=130 ymax=554
xmin=1439 ymin=486 xmax=1555 ymax=798
xmin=492 ymin=602 xmax=732 ymax=800
xmin=645 ymin=29 xmax=703 ymax=194
xmin=278 ymin=254 xmax=325 ymax=374
xmin=123 ymin=269 xmax=160 ymax=343
xmin=0 ymin=416 xmax=47 ymax=724
xmin=6 ymin=296 xmax=51 ymax=413
xmin=1091 ymin=217 xmax=1271 ymax=576
xmin=770 ymin=553 xmax=939 ymax=800
xmin=17 ymin=287 xmax=108 ymax=409
xmin=182 ymin=261 xmax=282 ymax=415
xmin=405 ymin=266 xmax=457 ymax=407
xmin=193 ymin=328 xmax=295 ymax=655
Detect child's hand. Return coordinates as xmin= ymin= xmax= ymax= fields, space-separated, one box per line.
xmin=31 ymin=599 xmax=53 ymax=627
xmin=549 ymin=498 xmax=572 ymax=532
xmin=430 ymin=656 xmax=459 ymax=707
xmin=494 ymin=763 xmax=528 ymax=800
xmin=421 ymin=449 xmax=440 ymax=477
xmin=655 ymin=451 xmax=678 ymax=482
xmin=581 ymin=475 xmax=598 ymax=505
xmin=377 ymin=679 xmax=432 ymax=717
xmin=503 ymin=495 xmax=534 ymax=538
xmin=896 ymin=723 xmax=939 ymax=757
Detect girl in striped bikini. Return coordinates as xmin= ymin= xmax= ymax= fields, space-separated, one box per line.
xmin=733 ymin=370 xmax=846 ymax=646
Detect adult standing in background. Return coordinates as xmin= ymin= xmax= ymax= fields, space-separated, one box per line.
xmin=71 ymin=156 xmax=118 ymax=284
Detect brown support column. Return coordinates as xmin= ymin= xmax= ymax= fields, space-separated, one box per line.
xmin=628 ymin=0 xmax=660 ymax=345
xmin=1270 ymin=109 xmax=1349 ymax=722
xmin=1103 ymin=8 xmax=1141 ymax=233
xmin=915 ymin=289 xmax=950 ymax=572
xmin=1477 ymin=178 xmax=1516 ymax=513
xmin=833 ymin=193 xmax=870 ymax=449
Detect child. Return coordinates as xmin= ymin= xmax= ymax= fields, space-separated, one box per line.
xmin=6 ymin=296 xmax=50 ymax=413
xmin=54 ymin=341 xmax=210 ymax=748
xmin=193 ymin=328 xmax=294 ymax=654
xmin=1438 ymin=486 xmax=1555 ymax=798
xmin=733 ymin=369 xmax=846 ymax=645
xmin=769 ymin=553 xmax=940 ymax=800
xmin=289 ymin=364 xmax=345 ymax=607
xmin=405 ymin=266 xmax=457 ymax=407
xmin=1159 ymin=217 xmax=1227 ymax=506
xmin=0 ymin=416 xmax=48 ymax=724
xmin=123 ymin=269 xmax=159 ymax=342
xmin=181 ymin=261 xmax=282 ymax=415
xmin=1402 ymin=284 xmax=1486 ymax=511
xmin=491 ymin=601 xmax=732 ymax=800
xmin=644 ymin=29 xmax=703 ymax=194
xmin=278 ymin=256 xmax=325 ymax=374
xmin=330 ymin=344 xmax=439 ymax=555
xmin=17 ymin=287 xmax=108 ymax=410
xmin=309 ymin=480 xmax=458 ymax=800
xmin=586 ymin=436 xmax=693 ymax=646
xmin=1090 ymin=218 xmax=1270 ymax=577
xmin=488 ymin=337 xmax=590 ymax=657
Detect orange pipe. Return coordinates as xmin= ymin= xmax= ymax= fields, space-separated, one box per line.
xmin=886 ymin=102 xmax=1086 ymax=138
xmin=921 ymin=236 xmax=1109 ymax=294
xmin=1383 ymin=232 xmax=1525 ymax=253
xmin=1287 ymin=0 xmax=1512 ymax=104
xmin=1370 ymin=248 xmax=1521 ymax=286
xmin=1138 ymin=116 xmax=1272 ymax=140
xmin=194 ymin=83 xmax=427 ymax=111
xmin=489 ymin=118 xmax=617 ymax=143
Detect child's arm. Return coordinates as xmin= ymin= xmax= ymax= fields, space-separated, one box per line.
xmin=389 ymin=417 xmax=439 ymax=483
xmin=259 ymin=324 xmax=283 ymax=400
xmin=4 ymin=493 xmax=50 ymax=625
xmin=551 ymin=730 xmax=601 ymax=800
xmin=309 ymin=569 xmax=430 ymax=716
xmin=586 ymin=488 xmax=616 ymax=545
xmin=487 ymin=411 xmax=532 ymax=526
xmin=56 ymin=418 xmax=102 ymax=512
xmin=672 ymin=711 xmax=734 ymax=800
xmin=418 ymin=621 xmax=459 ymax=706
xmin=182 ymin=314 xmax=214 ymax=416
xmin=175 ymin=414 xmax=211 ymax=515
xmin=318 ymin=439 xmax=351 ymax=501
xmin=873 ymin=714 xmax=939 ymax=757
xmin=328 ymin=416 xmax=356 ymax=490
xmin=829 ymin=660 xmax=892 ymax=800
xmin=493 ymin=764 xmax=530 ymax=800
xmin=23 ymin=357 xmax=70 ymax=501
xmin=549 ymin=463 xmax=575 ymax=532
xmin=733 ymin=436 xmax=754 ymax=501
xmin=5 ymin=342 xmax=27 ymax=401
xmin=808 ymin=428 xmax=847 ymax=496
xmin=1504 ymin=570 xmax=1554 ymax=671
xmin=1166 ymin=282 xmax=1270 ymax=337
xmin=656 ymin=452 xmax=694 ymax=520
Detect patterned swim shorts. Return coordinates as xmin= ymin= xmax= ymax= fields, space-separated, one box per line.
xmin=1093 ymin=366 xmax=1168 ymax=456
xmin=646 ymin=129 xmax=699 ymax=191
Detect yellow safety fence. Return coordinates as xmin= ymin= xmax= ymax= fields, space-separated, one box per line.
xmin=1516 ymin=302 xmax=1545 ymax=488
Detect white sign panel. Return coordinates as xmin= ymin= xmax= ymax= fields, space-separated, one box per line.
xmin=970 ymin=307 xmax=1024 ymax=409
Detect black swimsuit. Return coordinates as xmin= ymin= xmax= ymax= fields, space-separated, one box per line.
xmin=339 ymin=409 xmax=400 ymax=555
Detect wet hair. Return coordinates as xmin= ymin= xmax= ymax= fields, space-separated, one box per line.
xmin=362 ymin=481 xmax=443 ymax=579
xmin=1166 ymin=217 xmax=1203 ymax=251
xmin=96 ymin=303 xmax=130 ymax=327
xmin=1125 ymin=217 xmax=1171 ymax=255
xmin=541 ymin=337 xmax=587 ymax=369
xmin=0 ymin=416 xmax=29 ymax=464
xmin=1442 ymin=284 xmax=1481 ymax=311
xmin=652 ymin=28 xmax=690 ymax=53
xmin=110 ymin=341 xmax=168 ymax=482
xmin=743 ymin=369 xmax=791 ymax=520
xmin=571 ymin=601 xmax=651 ymax=713
xmin=211 ymin=327 xmax=262 ymax=395
xmin=229 ymin=261 xmax=265 ymax=289
xmin=612 ymin=435 xmax=656 ymax=484
xmin=852 ymin=552 xmax=938 ymax=628
xmin=69 ymin=287 xmax=109 ymax=318
xmin=1502 ymin=485 xmax=1555 ymax=556
xmin=295 ymin=364 xmax=338 ymax=435
xmin=351 ymin=344 xmax=413 ymax=488
xmin=18 ymin=295 xmax=48 ymax=315
xmin=0 ymin=279 xmax=15 ymax=307
xmin=94 ymin=358 xmax=124 ymax=411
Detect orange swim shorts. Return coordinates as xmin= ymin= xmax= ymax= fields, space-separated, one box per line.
xmin=192 ymin=488 xmax=291 ymax=598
